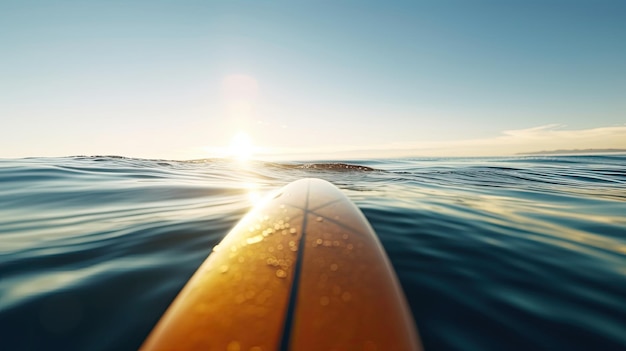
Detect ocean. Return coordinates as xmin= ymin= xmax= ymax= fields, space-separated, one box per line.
xmin=0 ymin=155 xmax=624 ymax=351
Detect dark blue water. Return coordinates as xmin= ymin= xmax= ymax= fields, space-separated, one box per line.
xmin=1 ymin=155 xmax=625 ymax=351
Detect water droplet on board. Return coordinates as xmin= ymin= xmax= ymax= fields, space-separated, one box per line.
xmin=320 ymin=296 xmax=330 ymax=306
xmin=278 ymin=259 xmax=290 ymax=268
xmin=247 ymin=235 xmax=263 ymax=244
xmin=220 ymin=265 xmax=229 ymax=273
xmin=330 ymin=263 xmax=338 ymax=271
xmin=341 ymin=291 xmax=352 ymax=302
xmin=289 ymin=228 xmax=297 ymax=234
xmin=316 ymin=217 xmax=324 ymax=222
xmin=276 ymin=269 xmax=287 ymax=278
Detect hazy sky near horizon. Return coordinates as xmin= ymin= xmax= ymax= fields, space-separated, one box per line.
xmin=1 ymin=0 xmax=625 ymax=160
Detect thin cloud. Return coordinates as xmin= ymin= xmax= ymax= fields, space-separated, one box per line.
xmin=256 ymin=124 xmax=626 ymax=160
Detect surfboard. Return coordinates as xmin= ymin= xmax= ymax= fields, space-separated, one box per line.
xmin=140 ymin=178 xmax=421 ymax=351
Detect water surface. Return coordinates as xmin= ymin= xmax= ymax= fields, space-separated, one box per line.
xmin=1 ymin=155 xmax=625 ymax=350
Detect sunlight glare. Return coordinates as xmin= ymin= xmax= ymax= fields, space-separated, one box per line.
xmin=222 ymin=74 xmax=258 ymax=100
xmin=229 ymin=131 xmax=254 ymax=161
xmin=244 ymin=182 xmax=263 ymax=206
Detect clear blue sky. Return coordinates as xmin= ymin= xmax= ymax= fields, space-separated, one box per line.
xmin=1 ymin=0 xmax=625 ymax=159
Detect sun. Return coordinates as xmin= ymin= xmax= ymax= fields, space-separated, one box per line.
xmin=228 ymin=131 xmax=254 ymax=161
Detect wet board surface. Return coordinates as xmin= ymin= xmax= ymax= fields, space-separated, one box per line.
xmin=141 ymin=178 xmax=421 ymax=351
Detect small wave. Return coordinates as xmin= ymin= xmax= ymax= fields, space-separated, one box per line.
xmin=265 ymin=162 xmax=378 ymax=172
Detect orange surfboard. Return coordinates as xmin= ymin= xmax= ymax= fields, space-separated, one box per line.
xmin=141 ymin=178 xmax=421 ymax=351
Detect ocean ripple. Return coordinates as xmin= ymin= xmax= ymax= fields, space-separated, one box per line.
xmin=1 ymin=155 xmax=625 ymax=350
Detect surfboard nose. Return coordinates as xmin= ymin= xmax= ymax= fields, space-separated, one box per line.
xmin=140 ymin=178 xmax=421 ymax=351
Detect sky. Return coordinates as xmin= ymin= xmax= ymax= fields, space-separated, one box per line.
xmin=1 ymin=0 xmax=625 ymax=160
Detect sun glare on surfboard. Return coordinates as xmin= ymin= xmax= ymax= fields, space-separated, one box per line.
xmin=228 ymin=131 xmax=254 ymax=161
